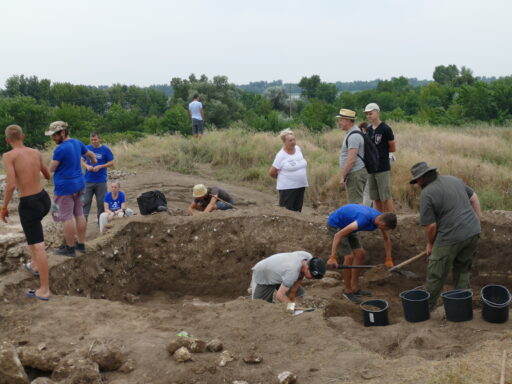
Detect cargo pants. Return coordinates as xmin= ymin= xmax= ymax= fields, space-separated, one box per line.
xmin=426 ymin=234 xmax=480 ymax=310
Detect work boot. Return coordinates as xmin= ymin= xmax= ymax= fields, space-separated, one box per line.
xmin=75 ymin=242 xmax=86 ymax=253
xmin=354 ymin=289 xmax=372 ymax=297
xmin=54 ymin=245 xmax=76 ymax=257
xmin=342 ymin=292 xmax=362 ymax=304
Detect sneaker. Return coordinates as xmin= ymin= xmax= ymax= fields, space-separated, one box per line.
xmin=75 ymin=242 xmax=86 ymax=253
xmin=354 ymin=289 xmax=372 ymax=297
xmin=342 ymin=292 xmax=362 ymax=304
xmin=54 ymin=245 xmax=76 ymax=257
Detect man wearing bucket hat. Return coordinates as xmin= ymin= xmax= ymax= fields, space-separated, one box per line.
xmin=337 ymin=108 xmax=368 ymax=204
xmin=364 ymin=103 xmax=396 ymax=213
xmin=188 ymin=184 xmax=235 ymax=215
xmin=250 ymin=251 xmax=326 ymax=303
xmin=46 ymin=121 xmax=97 ymax=257
xmin=410 ymin=162 xmax=481 ymax=311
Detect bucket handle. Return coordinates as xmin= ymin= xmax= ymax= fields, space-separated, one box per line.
xmin=481 ymin=285 xmax=512 ymax=307
xmin=442 ymin=289 xmax=472 ymax=299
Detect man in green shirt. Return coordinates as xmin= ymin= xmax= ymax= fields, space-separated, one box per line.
xmin=410 ymin=162 xmax=481 ymax=310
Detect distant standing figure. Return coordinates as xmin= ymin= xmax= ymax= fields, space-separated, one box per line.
xmin=364 ymin=103 xmax=396 ymax=212
xmin=1 ymin=125 xmax=52 ymax=300
xmin=268 ymin=128 xmax=309 ymax=212
xmin=188 ymin=184 xmax=235 ymax=215
xmin=337 ymin=109 xmax=367 ymax=204
xmin=46 ymin=121 xmax=96 ymax=257
xmin=99 ymin=181 xmax=133 ymax=233
xmin=410 ymin=162 xmax=481 ymax=311
xmin=250 ymin=251 xmax=326 ymax=303
xmin=188 ymin=94 xmax=205 ymax=138
xmin=82 ymin=132 xmax=114 ymax=222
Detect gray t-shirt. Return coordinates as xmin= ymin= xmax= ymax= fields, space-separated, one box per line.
xmin=420 ymin=175 xmax=481 ymax=246
xmin=251 ymin=251 xmax=312 ymax=288
xmin=339 ymin=126 xmax=365 ymax=173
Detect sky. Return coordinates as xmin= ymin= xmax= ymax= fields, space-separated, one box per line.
xmin=0 ymin=0 xmax=510 ymax=87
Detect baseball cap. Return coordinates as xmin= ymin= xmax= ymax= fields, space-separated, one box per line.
xmin=364 ymin=103 xmax=380 ymax=113
xmin=192 ymin=184 xmax=208 ymax=198
xmin=45 ymin=121 xmax=68 ymax=136
xmin=308 ymin=257 xmax=326 ymax=279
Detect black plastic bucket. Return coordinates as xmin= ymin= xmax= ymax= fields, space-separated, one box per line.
xmin=481 ymin=284 xmax=511 ymax=324
xmin=441 ymin=289 xmax=473 ymax=322
xmin=400 ymin=289 xmax=430 ymax=322
xmin=360 ymin=299 xmax=389 ymax=327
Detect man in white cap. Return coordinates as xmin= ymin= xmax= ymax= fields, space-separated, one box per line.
xmin=364 ymin=103 xmax=396 ymax=212
xmin=410 ymin=162 xmax=481 ymax=311
xmin=337 ymin=108 xmax=367 ymax=204
xmin=188 ymin=184 xmax=234 ymax=215
xmin=46 ymin=121 xmax=96 ymax=257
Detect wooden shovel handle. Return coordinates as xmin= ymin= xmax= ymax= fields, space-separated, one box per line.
xmin=389 ymin=251 xmax=427 ymax=272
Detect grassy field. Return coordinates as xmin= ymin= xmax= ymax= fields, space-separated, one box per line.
xmin=5 ymin=121 xmax=512 ymax=211
xmin=107 ymin=121 xmax=512 ymax=211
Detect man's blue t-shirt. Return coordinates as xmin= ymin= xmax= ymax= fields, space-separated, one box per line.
xmin=53 ymin=138 xmax=87 ymax=196
xmin=84 ymin=145 xmax=114 ymax=183
xmin=327 ymin=204 xmax=381 ymax=232
xmin=104 ymin=191 xmax=125 ymax=212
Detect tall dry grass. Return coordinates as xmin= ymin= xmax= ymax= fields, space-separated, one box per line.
xmin=6 ymin=122 xmax=510 ymax=211
xmin=107 ymin=122 xmax=512 ymax=211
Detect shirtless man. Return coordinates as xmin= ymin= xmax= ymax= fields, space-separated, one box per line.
xmin=1 ymin=125 xmax=52 ymax=300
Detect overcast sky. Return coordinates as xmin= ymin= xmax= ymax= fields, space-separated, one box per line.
xmin=1 ymin=0 xmax=510 ymax=87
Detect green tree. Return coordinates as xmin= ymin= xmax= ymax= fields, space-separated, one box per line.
xmin=103 ymin=104 xmax=144 ymax=132
xmin=161 ymin=105 xmax=190 ymax=135
xmin=433 ymin=65 xmax=459 ymax=84
xmin=0 ymin=96 xmax=50 ymax=153
xmin=264 ymin=86 xmax=288 ymax=111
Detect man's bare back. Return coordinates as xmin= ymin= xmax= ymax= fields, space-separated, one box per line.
xmin=3 ymin=146 xmax=49 ymax=197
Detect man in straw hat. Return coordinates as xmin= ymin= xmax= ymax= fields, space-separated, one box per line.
xmin=46 ymin=121 xmax=96 ymax=257
xmin=410 ymin=162 xmax=481 ymax=310
xmin=188 ymin=184 xmax=235 ymax=215
xmin=336 ymin=108 xmax=367 ymax=204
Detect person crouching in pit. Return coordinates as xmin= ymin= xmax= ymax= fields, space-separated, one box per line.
xmin=99 ymin=181 xmax=133 ymax=233
xmin=327 ymin=204 xmax=397 ymax=304
xmin=250 ymin=251 xmax=326 ymax=303
xmin=188 ymin=184 xmax=235 ymax=215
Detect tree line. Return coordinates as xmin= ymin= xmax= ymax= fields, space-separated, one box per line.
xmin=1 ymin=65 xmax=511 ymax=154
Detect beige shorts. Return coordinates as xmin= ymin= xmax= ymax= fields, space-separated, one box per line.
xmin=368 ymin=171 xmax=392 ymax=201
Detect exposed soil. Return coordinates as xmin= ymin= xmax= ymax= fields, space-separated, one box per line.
xmin=1 ymin=170 xmax=512 ymax=384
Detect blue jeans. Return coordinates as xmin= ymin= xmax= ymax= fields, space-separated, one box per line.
xmin=216 ymin=201 xmax=233 ymax=210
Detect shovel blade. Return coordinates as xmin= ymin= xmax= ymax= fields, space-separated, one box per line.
xmin=392 ymin=269 xmax=418 ymax=278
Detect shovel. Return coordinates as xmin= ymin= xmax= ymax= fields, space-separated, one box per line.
xmin=337 ymin=265 xmax=376 ymax=270
xmin=388 ymin=251 xmax=428 ymax=278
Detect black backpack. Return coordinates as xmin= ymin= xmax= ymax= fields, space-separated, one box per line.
xmin=137 ymin=190 xmax=168 ymax=215
xmin=345 ymin=130 xmax=380 ymax=174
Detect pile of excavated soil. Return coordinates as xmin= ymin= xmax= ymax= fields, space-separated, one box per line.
xmin=1 ymin=170 xmax=512 ymax=384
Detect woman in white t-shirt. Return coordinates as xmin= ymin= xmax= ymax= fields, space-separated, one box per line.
xmin=268 ymin=128 xmax=309 ymax=212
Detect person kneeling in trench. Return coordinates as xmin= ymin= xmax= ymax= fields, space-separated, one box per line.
xmin=188 ymin=184 xmax=235 ymax=215
xmin=327 ymin=204 xmax=397 ymax=304
xmin=99 ymin=181 xmax=133 ymax=233
xmin=250 ymin=251 xmax=326 ymax=303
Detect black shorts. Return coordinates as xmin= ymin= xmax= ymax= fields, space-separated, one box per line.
xmin=19 ymin=189 xmax=51 ymax=245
